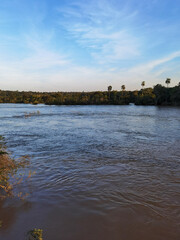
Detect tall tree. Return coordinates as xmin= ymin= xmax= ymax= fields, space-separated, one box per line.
xmin=121 ymin=85 xmax=126 ymax=91
xmin=165 ymin=78 xmax=171 ymax=88
xmin=107 ymin=86 xmax=112 ymax=102
xmin=141 ymin=81 xmax=145 ymax=89
xmin=108 ymin=86 xmax=112 ymax=92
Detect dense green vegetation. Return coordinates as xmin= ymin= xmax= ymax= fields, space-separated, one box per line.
xmin=0 ymin=82 xmax=179 ymax=106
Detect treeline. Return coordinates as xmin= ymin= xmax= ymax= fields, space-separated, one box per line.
xmin=0 ymin=83 xmax=179 ymax=106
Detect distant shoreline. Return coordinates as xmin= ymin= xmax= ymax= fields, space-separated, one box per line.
xmin=0 ymin=84 xmax=180 ymax=106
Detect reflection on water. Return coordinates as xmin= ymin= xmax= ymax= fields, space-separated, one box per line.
xmin=0 ymin=104 xmax=180 ymax=240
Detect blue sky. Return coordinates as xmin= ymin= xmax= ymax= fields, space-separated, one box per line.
xmin=0 ymin=0 xmax=180 ymax=91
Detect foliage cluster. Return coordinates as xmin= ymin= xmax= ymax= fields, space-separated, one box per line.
xmin=27 ymin=228 xmax=43 ymax=240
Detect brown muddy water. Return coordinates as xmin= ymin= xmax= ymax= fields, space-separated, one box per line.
xmin=0 ymin=104 xmax=180 ymax=240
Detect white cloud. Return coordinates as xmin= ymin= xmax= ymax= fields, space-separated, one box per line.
xmin=1 ymin=0 xmax=179 ymax=91
xmin=136 ymin=51 xmax=180 ymax=69
xmin=1 ymin=49 xmax=180 ymax=91
xmin=57 ymin=0 xmax=140 ymax=63
xmin=0 ymin=32 xmax=70 ymax=90
xmin=128 ymin=51 xmax=180 ymax=76
xmin=111 ymin=51 xmax=180 ymax=89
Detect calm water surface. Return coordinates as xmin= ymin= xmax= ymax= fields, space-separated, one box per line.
xmin=0 ymin=104 xmax=180 ymax=240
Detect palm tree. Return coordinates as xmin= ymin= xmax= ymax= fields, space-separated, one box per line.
xmin=108 ymin=86 xmax=112 ymax=92
xmin=165 ymin=78 xmax=171 ymax=88
xmin=141 ymin=81 xmax=145 ymax=89
xmin=121 ymin=85 xmax=125 ymax=91
xmin=107 ymin=86 xmax=112 ymax=102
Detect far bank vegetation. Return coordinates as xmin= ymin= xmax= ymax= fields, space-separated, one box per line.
xmin=0 ymin=81 xmax=180 ymax=106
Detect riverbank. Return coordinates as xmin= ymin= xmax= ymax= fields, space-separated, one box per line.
xmin=0 ymin=136 xmax=15 ymax=199
xmin=0 ymin=136 xmax=29 ymax=200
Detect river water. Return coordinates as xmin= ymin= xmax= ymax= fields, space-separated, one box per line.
xmin=0 ymin=104 xmax=180 ymax=240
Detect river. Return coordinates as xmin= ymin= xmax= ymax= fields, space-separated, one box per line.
xmin=0 ymin=104 xmax=180 ymax=240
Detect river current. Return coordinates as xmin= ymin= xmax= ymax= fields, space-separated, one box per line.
xmin=0 ymin=104 xmax=180 ymax=240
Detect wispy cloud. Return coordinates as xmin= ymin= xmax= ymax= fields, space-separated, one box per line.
xmin=0 ymin=0 xmax=180 ymax=91
xmin=112 ymin=51 xmax=180 ymax=89
xmin=57 ymin=0 xmax=140 ymax=63
xmin=22 ymin=33 xmax=68 ymax=70
xmin=0 ymin=32 xmax=70 ymax=90
xmin=128 ymin=51 xmax=180 ymax=77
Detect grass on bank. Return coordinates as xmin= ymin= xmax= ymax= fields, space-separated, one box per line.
xmin=0 ymin=135 xmax=29 ymax=200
